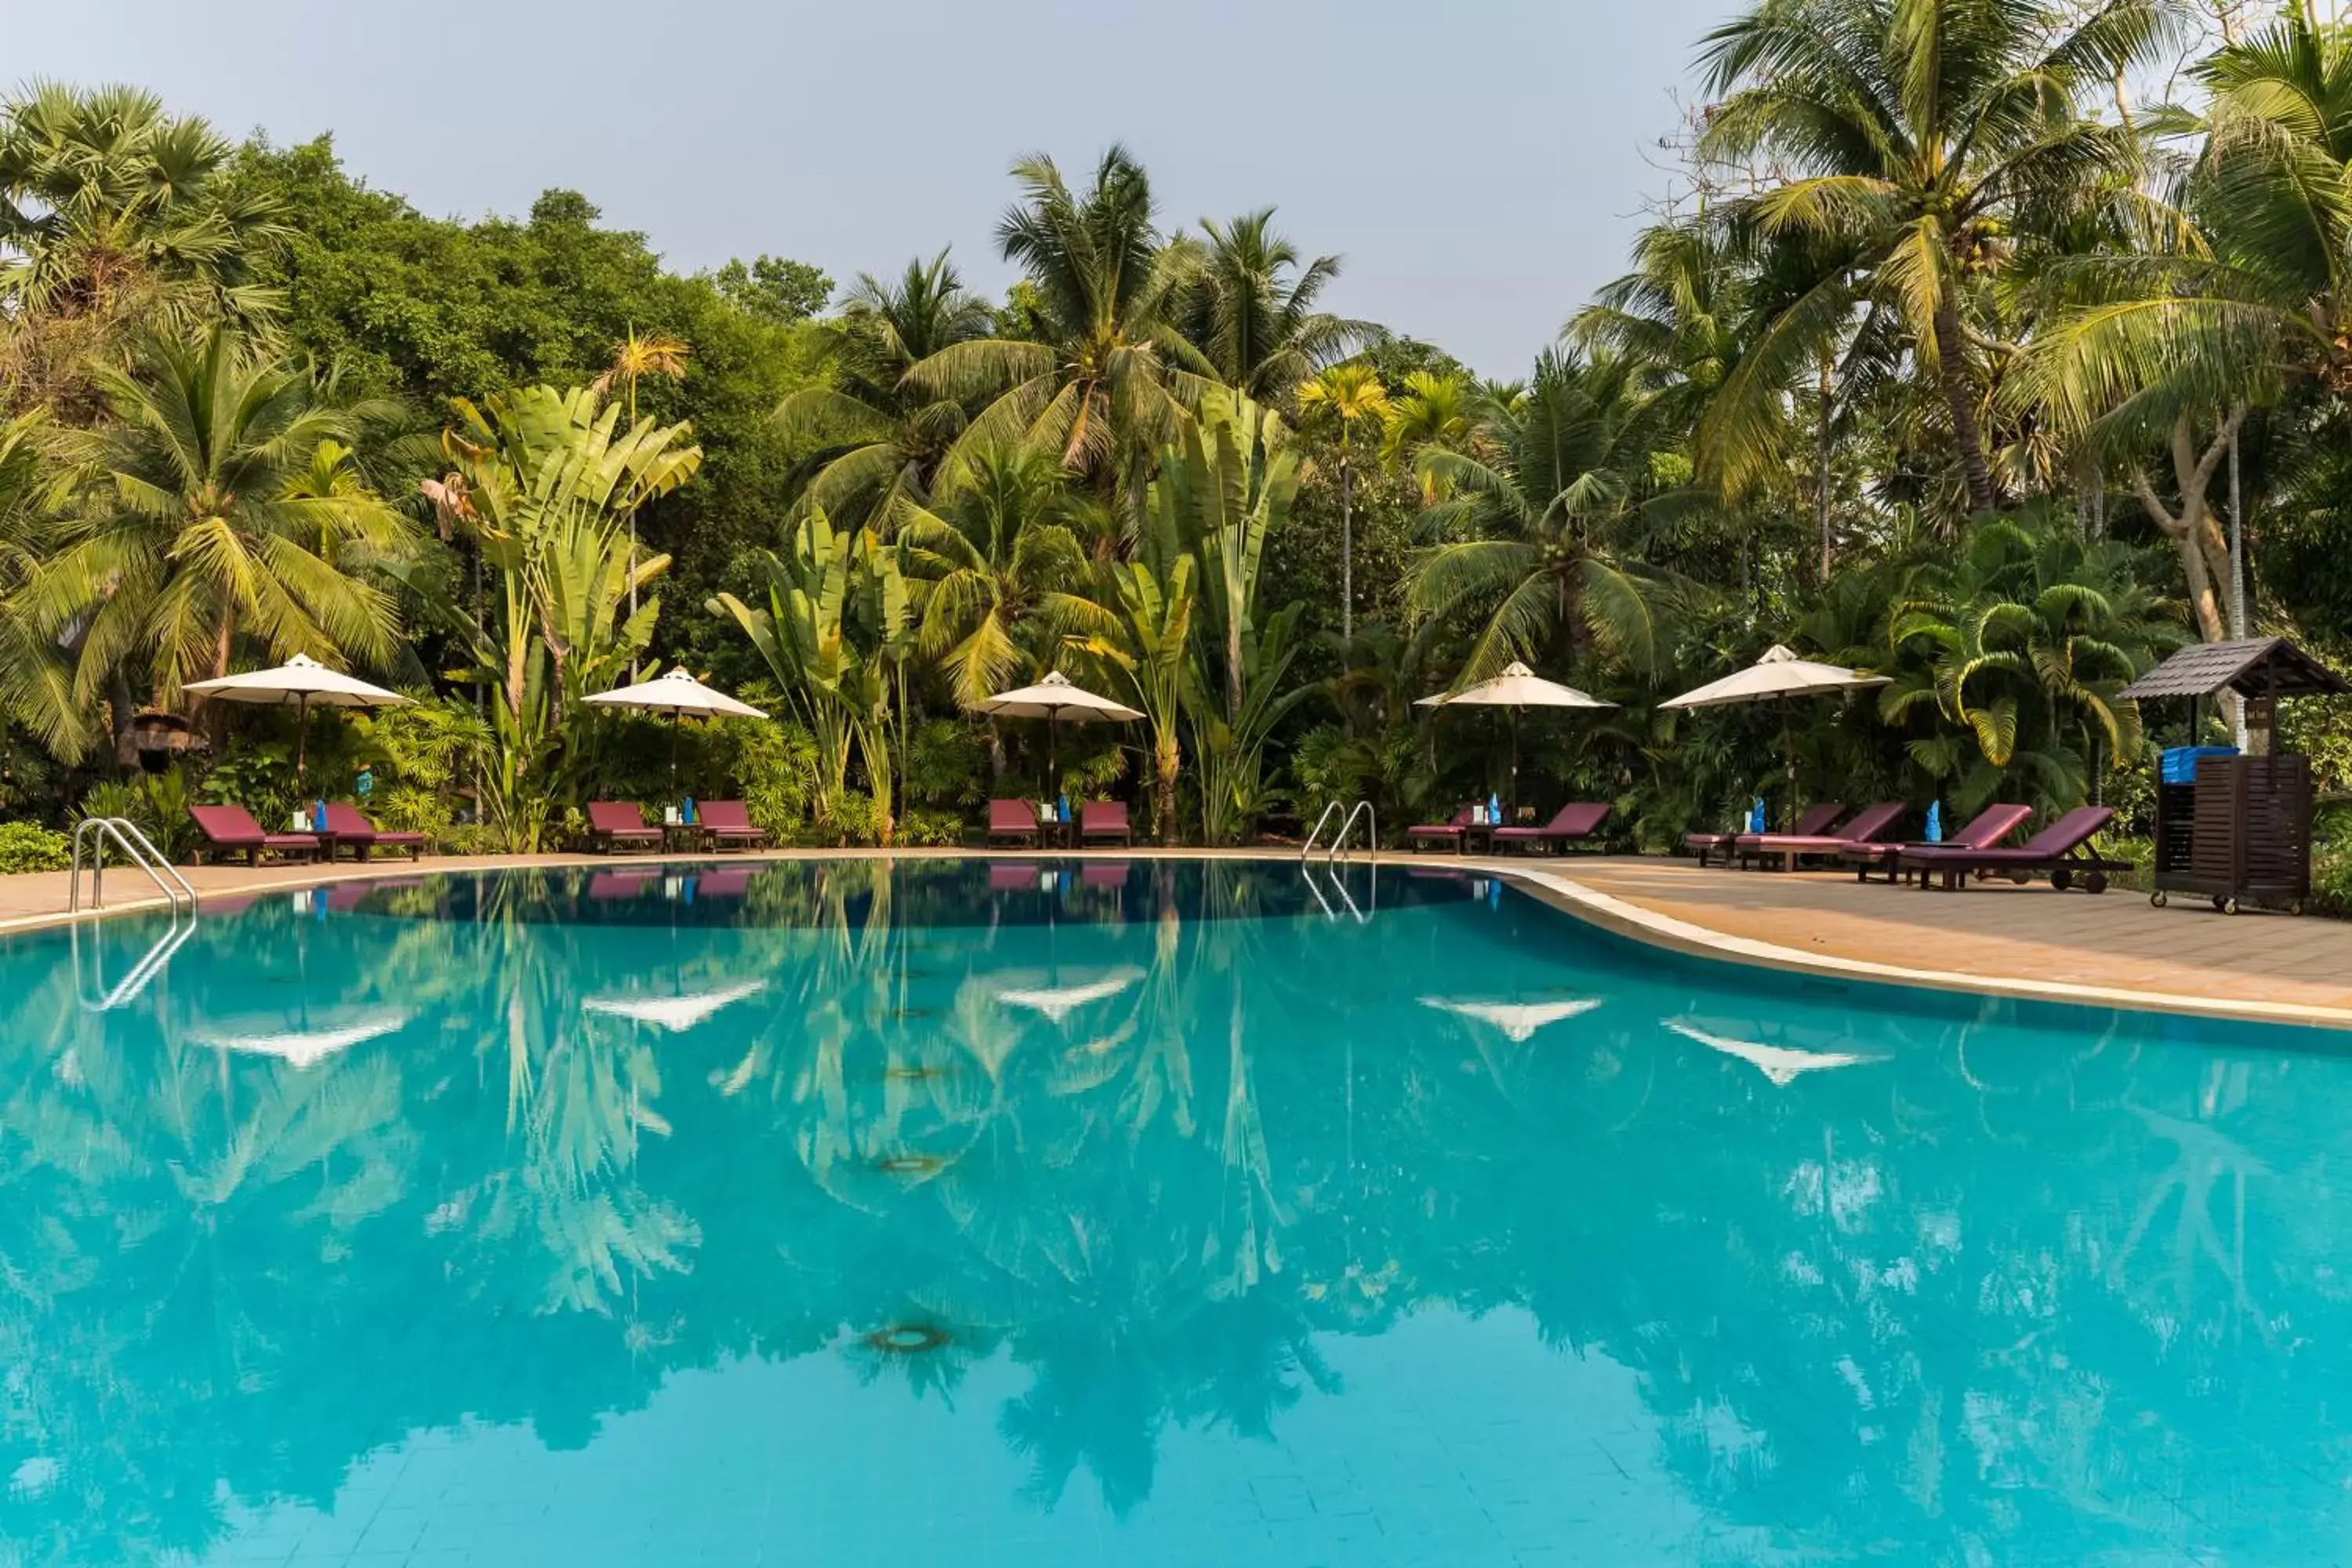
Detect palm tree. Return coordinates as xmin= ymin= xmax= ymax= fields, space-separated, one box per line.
xmin=905 ymin=147 xmax=1207 ymax=502
xmin=1377 ymin=370 xmax=1475 ymax=500
xmin=0 ymin=411 xmax=83 ymax=758
xmin=895 ymin=445 xmax=1094 ymax=710
xmin=2024 ymin=8 xmax=2352 ymax=644
xmin=592 ymin=327 xmax=689 ymax=666
xmin=1294 ymin=364 xmax=1389 ymax=641
xmin=1693 ymin=0 xmax=2187 ymax=514
xmin=31 ymin=327 xmax=414 ymax=735
xmin=0 ymin=83 xmax=281 ymax=417
xmin=1185 ymin=209 xmax=1364 ymax=401
xmin=1403 ymin=350 xmax=1675 ymax=681
xmin=1882 ymin=507 xmax=2176 ymax=811
xmin=772 ymin=250 xmax=993 ymax=532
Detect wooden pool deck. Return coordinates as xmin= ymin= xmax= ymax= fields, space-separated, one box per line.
xmin=5 ymin=848 xmax=2347 ymax=1029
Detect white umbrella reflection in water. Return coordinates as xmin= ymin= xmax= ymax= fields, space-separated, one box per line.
xmin=583 ymin=980 xmax=768 ymax=1034
xmin=1664 ymin=1020 xmax=1883 ymax=1086
xmin=1417 ymin=996 xmax=1604 ymax=1043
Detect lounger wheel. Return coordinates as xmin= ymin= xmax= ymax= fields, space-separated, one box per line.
xmin=2289 ymin=898 xmax=2307 ymax=916
xmin=2150 ymin=890 xmax=2167 ymax=909
xmin=2005 ymin=869 xmax=2031 ymax=884
xmin=2213 ymin=895 xmax=2240 ymax=916
xmin=2049 ymin=867 xmax=2073 ymax=891
xmin=2083 ymin=871 xmax=2107 ymax=895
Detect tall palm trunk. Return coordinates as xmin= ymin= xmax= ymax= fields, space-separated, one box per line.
xmin=1933 ymin=291 xmax=1998 ymax=514
xmin=1338 ymin=435 xmax=1355 ymax=642
xmin=1816 ymin=350 xmax=1835 ymax=580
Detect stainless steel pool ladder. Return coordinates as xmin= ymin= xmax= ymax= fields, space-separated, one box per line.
xmin=1301 ymin=800 xmax=1378 ymax=863
xmin=70 ymin=817 xmax=198 ymax=917
xmin=72 ymin=905 xmax=198 ymax=1011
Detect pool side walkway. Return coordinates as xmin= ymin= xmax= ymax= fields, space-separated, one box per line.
xmin=5 ymin=848 xmax=2349 ymax=1029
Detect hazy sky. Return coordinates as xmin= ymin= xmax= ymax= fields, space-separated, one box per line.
xmin=17 ymin=0 xmax=1739 ymax=376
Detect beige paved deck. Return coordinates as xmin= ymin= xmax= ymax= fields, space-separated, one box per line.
xmin=8 ymin=848 xmax=2348 ymax=1029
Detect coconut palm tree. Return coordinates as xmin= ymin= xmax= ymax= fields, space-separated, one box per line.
xmin=592 ymin=328 xmax=689 ymax=667
xmin=1184 ymin=209 xmax=1365 ymax=401
xmin=1403 ymin=350 xmax=1675 ymax=681
xmin=1693 ymin=0 xmax=2188 ymax=514
xmin=1294 ymin=364 xmax=1388 ymax=641
xmin=895 ymin=444 xmax=1094 ymax=710
xmin=905 ymin=147 xmax=1207 ymax=503
xmin=31 ymin=326 xmax=414 ymax=731
xmin=772 ymin=250 xmax=994 ymax=532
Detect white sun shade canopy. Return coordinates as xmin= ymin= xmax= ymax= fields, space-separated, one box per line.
xmin=1664 ymin=1021 xmax=1884 ymax=1087
xmin=1415 ymin=661 xmax=1615 ymax=711
xmin=978 ymin=670 xmax=1142 ymax=723
xmin=195 ymin=1011 xmax=408 ymax=1069
xmin=583 ymin=980 xmax=767 ymax=1033
xmin=1660 ymin=644 xmax=1891 ymax=710
xmin=584 ymin=666 xmax=768 ymax=720
xmin=183 ymin=653 xmax=412 ymax=710
xmin=1418 ymin=996 xmax=1604 ymax=1042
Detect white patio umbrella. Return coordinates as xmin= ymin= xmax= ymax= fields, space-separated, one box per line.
xmin=1664 ymin=1021 xmax=1883 ymax=1087
xmin=1658 ymin=645 xmax=1889 ymax=829
xmin=978 ymin=670 xmax=1142 ymax=800
xmin=583 ymin=978 xmax=767 ymax=1033
xmin=183 ymin=653 xmax=412 ymax=784
xmin=1416 ymin=661 xmax=1615 ymax=811
xmin=194 ymin=1011 xmax=408 ymax=1069
xmin=583 ymin=666 xmax=768 ymax=788
xmin=1417 ymin=995 xmax=1603 ymax=1043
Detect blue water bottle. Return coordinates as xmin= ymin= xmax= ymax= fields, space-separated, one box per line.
xmin=1489 ymin=791 xmax=1501 ymax=826
xmin=1924 ymin=800 xmax=1943 ymax=843
xmin=313 ymin=798 xmax=328 ymax=831
xmin=684 ymin=795 xmax=696 ymax=826
xmin=1058 ymin=793 xmax=1070 ymax=824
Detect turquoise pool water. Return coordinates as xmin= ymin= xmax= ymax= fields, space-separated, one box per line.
xmin=3 ymin=856 xmax=2345 ymax=1566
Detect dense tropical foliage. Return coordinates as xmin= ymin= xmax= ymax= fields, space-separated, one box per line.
xmin=1 ymin=1 xmax=2349 ymax=884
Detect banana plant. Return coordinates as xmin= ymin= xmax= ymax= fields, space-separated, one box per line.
xmin=1063 ymin=554 xmax=1198 ymax=841
xmin=710 ymin=507 xmax=905 ymax=837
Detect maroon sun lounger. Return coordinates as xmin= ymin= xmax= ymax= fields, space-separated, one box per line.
xmin=323 ymin=803 xmax=426 ymax=862
xmin=1078 ymin=800 xmax=1132 ymax=847
xmin=987 ymin=799 xmax=1043 ymax=848
xmin=695 ymin=800 xmax=769 ymax=852
xmin=1845 ymin=802 xmax=2034 ymax=884
xmin=1896 ymin=806 xmax=2125 ymax=892
xmin=1734 ymin=800 xmax=1905 ymax=872
xmin=1406 ymin=804 xmax=1479 ymax=853
xmin=189 ymin=804 xmax=320 ymax=867
xmin=1492 ymin=801 xmax=1610 ymax=855
xmin=587 ymin=801 xmax=662 ymax=853
xmin=1688 ymin=801 xmax=1842 ymax=868
xmin=694 ymin=867 xmax=755 ymax=898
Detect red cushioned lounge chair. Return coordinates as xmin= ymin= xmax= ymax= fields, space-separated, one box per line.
xmin=1492 ymin=801 xmax=1611 ymax=855
xmin=695 ymin=799 xmax=768 ymax=852
xmin=1688 ymin=801 xmax=1843 ymax=869
xmin=1078 ymin=800 xmax=1131 ymax=847
xmin=1734 ymin=800 xmax=1905 ymax=873
xmin=1844 ymin=802 xmax=2033 ymax=884
xmin=587 ymin=801 xmax=662 ymax=853
xmin=987 ymin=799 xmax=1043 ymax=848
xmin=323 ymin=803 xmax=426 ymax=862
xmin=1895 ymin=806 xmax=2125 ymax=892
xmin=189 ymin=804 xmax=320 ymax=867
xmin=1406 ymin=804 xmax=1479 ymax=853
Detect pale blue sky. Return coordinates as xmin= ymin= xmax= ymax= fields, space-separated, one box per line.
xmin=17 ymin=0 xmax=1737 ymax=375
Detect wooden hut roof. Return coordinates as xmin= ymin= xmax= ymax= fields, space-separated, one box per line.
xmin=2118 ymin=637 xmax=2350 ymax=702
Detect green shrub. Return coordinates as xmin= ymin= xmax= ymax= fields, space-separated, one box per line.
xmin=897 ymin=808 xmax=964 ymax=848
xmin=435 ymin=822 xmax=501 ymax=857
xmin=370 ymin=783 xmax=453 ymax=841
xmin=0 ymin=821 xmax=70 ymax=874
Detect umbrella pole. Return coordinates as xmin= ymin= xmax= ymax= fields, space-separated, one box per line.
xmin=1509 ymin=707 xmax=1520 ymax=817
xmin=296 ymin=693 xmax=310 ymax=788
xmin=670 ymin=712 xmax=681 ymax=797
xmin=1780 ymin=695 xmax=1795 ymax=831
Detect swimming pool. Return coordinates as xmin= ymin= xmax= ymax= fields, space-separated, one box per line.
xmin=4 ymin=855 xmax=2345 ymax=1566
